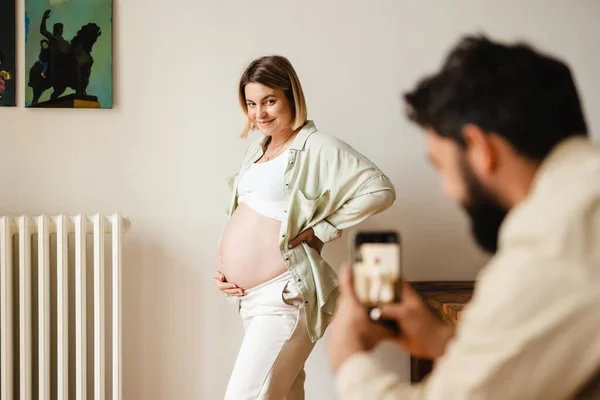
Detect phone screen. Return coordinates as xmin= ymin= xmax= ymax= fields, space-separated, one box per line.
xmin=352 ymin=235 xmax=401 ymax=308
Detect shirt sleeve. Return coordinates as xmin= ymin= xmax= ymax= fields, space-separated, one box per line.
xmin=335 ymin=352 xmax=427 ymax=400
xmin=313 ymin=174 xmax=396 ymax=243
xmin=336 ymin=251 xmax=600 ymax=400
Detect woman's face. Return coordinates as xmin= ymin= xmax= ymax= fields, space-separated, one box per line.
xmin=244 ymin=82 xmax=293 ymax=137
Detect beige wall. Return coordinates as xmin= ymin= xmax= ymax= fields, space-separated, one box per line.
xmin=1 ymin=0 xmax=599 ymax=398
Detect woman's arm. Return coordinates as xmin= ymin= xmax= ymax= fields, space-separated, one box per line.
xmin=312 ymin=174 xmax=396 ymax=243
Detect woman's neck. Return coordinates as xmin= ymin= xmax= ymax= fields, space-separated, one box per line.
xmin=268 ymin=129 xmax=295 ymax=147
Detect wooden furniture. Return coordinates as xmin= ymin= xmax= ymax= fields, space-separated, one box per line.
xmin=409 ymin=281 xmax=475 ymax=383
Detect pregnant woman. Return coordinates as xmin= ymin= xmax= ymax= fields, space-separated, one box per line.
xmin=216 ymin=55 xmax=395 ymax=399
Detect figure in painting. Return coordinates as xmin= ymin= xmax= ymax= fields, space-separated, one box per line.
xmin=0 ymin=50 xmax=13 ymax=99
xmin=39 ymin=39 xmax=49 ymax=78
xmin=28 ymin=9 xmax=102 ymax=105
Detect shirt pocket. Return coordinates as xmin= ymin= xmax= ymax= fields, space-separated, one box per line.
xmin=296 ymin=189 xmax=331 ymax=222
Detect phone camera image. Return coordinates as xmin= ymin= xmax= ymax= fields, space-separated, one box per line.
xmin=353 ymin=240 xmax=400 ymax=307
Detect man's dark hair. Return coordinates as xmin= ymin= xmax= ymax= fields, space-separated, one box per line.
xmin=404 ymin=34 xmax=588 ymax=161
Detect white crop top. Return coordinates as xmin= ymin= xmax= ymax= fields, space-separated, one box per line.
xmin=237 ymin=150 xmax=289 ymax=221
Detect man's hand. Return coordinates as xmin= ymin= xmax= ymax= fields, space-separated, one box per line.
xmin=288 ymin=227 xmax=324 ymax=253
xmin=328 ymin=266 xmax=393 ymax=373
xmin=43 ymin=10 xmax=51 ymax=19
xmin=328 ymin=264 xmax=456 ymax=375
xmin=379 ymin=281 xmax=455 ymax=359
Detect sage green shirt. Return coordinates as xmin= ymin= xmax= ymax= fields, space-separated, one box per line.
xmin=225 ymin=120 xmax=396 ymax=342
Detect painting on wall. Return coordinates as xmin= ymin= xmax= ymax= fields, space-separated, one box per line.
xmin=25 ymin=0 xmax=113 ymax=108
xmin=0 ymin=0 xmax=16 ymax=107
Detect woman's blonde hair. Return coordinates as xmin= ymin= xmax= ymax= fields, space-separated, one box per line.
xmin=238 ymin=55 xmax=307 ymax=138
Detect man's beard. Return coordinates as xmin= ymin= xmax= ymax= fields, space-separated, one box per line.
xmin=459 ymin=157 xmax=508 ymax=254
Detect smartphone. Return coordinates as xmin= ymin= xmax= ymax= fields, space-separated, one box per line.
xmin=350 ymin=230 xmax=402 ymax=331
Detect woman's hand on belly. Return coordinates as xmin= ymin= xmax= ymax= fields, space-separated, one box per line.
xmin=214 ymin=270 xmax=245 ymax=296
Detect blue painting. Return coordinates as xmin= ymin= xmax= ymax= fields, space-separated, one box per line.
xmin=25 ymin=0 xmax=113 ymax=108
xmin=0 ymin=0 xmax=16 ymax=106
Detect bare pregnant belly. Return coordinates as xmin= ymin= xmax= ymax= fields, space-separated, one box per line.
xmin=217 ymin=204 xmax=288 ymax=290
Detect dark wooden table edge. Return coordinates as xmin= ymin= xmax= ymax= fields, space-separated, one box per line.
xmin=408 ymin=280 xmax=475 ymax=383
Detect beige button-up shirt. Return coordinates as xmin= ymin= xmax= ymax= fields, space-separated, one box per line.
xmin=335 ymin=136 xmax=600 ymax=399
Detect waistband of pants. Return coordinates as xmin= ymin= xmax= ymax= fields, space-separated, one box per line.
xmin=242 ymin=270 xmax=292 ymax=298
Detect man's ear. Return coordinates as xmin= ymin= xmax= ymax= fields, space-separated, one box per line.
xmin=462 ymin=123 xmax=496 ymax=179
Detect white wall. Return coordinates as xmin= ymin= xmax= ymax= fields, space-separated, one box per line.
xmin=2 ymin=0 xmax=599 ymax=398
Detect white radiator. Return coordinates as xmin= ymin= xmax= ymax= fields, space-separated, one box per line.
xmin=0 ymin=214 xmax=130 ymax=400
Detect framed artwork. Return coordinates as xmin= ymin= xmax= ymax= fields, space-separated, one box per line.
xmin=0 ymin=0 xmax=16 ymax=107
xmin=25 ymin=0 xmax=113 ymax=108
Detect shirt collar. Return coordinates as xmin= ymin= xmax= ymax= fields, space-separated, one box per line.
xmin=290 ymin=120 xmax=318 ymax=150
xmin=530 ymin=135 xmax=590 ymax=192
xmin=498 ymin=134 xmax=591 ymax=244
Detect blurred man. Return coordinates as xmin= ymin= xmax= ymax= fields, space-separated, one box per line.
xmin=329 ymin=35 xmax=600 ymax=399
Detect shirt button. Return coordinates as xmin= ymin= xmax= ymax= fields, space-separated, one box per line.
xmin=297 ymin=278 xmax=301 ymax=282
xmin=285 ymin=257 xmax=289 ymax=261
xmin=285 ymin=183 xmax=289 ymax=187
xmin=304 ymin=301 xmax=309 ymax=305
xmin=282 ymin=234 xmax=286 ymax=238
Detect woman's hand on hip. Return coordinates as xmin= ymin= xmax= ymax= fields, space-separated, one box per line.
xmin=213 ymin=270 xmax=244 ymax=296
xmin=288 ymin=228 xmax=324 ymax=253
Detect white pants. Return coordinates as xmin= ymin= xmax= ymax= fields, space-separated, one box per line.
xmin=224 ymin=271 xmax=315 ymax=400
